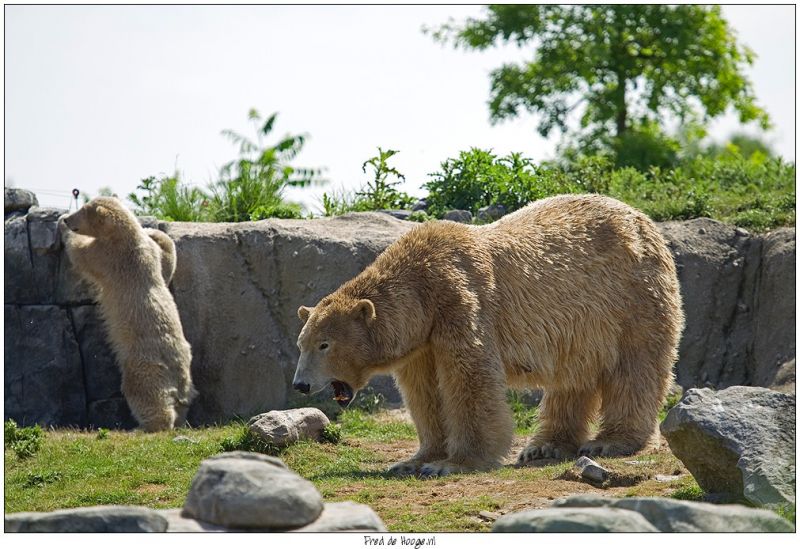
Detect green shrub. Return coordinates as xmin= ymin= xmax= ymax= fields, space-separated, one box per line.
xmin=423 ymin=148 xmax=794 ymax=232
xmin=320 ymin=423 xmax=343 ymax=444
xmin=424 ymin=149 xmax=580 ymax=217
xmin=128 ymin=174 xmax=209 ymax=222
xmin=5 ymin=420 xmax=44 ymax=459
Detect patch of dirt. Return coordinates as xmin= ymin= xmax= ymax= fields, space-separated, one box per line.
xmin=134 ymin=483 xmax=167 ymax=495
xmin=333 ymin=430 xmax=691 ymax=530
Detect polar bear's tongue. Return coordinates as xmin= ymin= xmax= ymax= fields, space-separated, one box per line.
xmin=331 ymin=380 xmax=354 ymax=408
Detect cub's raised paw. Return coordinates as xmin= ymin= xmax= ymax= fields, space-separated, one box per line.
xmin=516 ymin=442 xmax=575 ymax=466
xmin=387 ymin=460 xmax=422 ymax=477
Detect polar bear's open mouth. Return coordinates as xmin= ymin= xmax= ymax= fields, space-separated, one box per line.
xmin=331 ymin=380 xmax=354 ymax=408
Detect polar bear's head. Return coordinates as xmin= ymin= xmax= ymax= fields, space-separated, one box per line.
xmin=63 ymin=197 xmax=138 ymax=238
xmin=293 ymin=296 xmax=378 ymax=407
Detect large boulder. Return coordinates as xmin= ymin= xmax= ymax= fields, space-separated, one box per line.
xmin=182 ymin=452 xmax=324 ymax=529
xmin=5 ymin=505 xmax=168 ymax=533
xmin=552 ymin=494 xmax=793 ymax=532
xmin=661 ymin=386 xmax=796 ymax=507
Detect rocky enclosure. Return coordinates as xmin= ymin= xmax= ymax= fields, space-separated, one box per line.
xmin=4 ymin=189 xmax=796 ymax=427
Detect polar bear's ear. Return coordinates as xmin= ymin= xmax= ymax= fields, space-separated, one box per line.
xmin=94 ymin=205 xmax=110 ymax=219
xmin=298 ymin=306 xmax=313 ymax=324
xmin=354 ymin=299 xmax=376 ymax=325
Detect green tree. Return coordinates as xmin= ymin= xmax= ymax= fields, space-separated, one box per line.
xmin=430 ymin=5 xmax=770 ymax=140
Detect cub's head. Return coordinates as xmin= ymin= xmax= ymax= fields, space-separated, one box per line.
xmin=293 ymin=296 xmax=377 ymax=407
xmin=63 ymin=197 xmax=137 ymax=238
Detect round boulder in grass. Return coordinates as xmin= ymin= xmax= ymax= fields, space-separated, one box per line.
xmin=182 ymin=452 xmax=323 ymax=529
xmin=248 ymin=407 xmax=330 ymax=448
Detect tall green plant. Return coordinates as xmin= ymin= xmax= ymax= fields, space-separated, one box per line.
xmin=357 ymin=148 xmax=413 ymax=210
xmin=208 ymin=110 xmax=323 ymax=221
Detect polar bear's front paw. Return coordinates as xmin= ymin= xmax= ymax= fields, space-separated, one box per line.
xmin=388 ymin=460 xmax=423 ymax=477
xmin=516 ymin=441 xmax=575 ymax=465
xmin=419 ymin=460 xmax=465 ymax=478
xmin=578 ymin=439 xmax=637 ymax=458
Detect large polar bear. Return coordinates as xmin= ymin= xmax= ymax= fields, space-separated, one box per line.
xmin=59 ymin=197 xmax=196 ymax=431
xmin=293 ymin=194 xmax=684 ymax=477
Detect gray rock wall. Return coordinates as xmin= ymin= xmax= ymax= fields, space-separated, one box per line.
xmin=4 ymin=190 xmax=796 ymax=427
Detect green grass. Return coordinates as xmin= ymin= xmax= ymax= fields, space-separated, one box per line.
xmin=5 ymin=405 xmax=752 ymax=532
xmin=775 ymin=503 xmax=796 ymax=524
xmin=4 ymin=425 xmax=242 ymax=513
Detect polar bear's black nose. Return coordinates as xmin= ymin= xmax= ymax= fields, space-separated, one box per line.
xmin=293 ymin=382 xmax=310 ymax=394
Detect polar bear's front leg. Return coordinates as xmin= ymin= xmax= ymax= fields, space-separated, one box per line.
xmin=418 ymin=340 xmax=513 ymax=477
xmin=389 ymin=348 xmax=447 ymax=476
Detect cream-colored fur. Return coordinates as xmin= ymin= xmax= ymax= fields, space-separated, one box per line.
xmin=59 ymin=197 xmax=196 ymax=431
xmin=294 ymin=194 xmax=684 ymax=477
xmin=144 ymin=228 xmax=176 ymax=285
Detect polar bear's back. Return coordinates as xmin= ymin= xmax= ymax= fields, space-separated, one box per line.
xmin=480 ymin=194 xmax=683 ymax=387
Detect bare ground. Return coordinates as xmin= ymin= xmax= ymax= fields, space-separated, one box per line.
xmin=324 ymin=410 xmax=693 ymax=531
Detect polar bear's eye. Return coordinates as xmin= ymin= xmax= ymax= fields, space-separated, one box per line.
xmin=319 ymin=342 xmax=329 ymax=351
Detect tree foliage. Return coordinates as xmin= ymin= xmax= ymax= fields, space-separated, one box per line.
xmin=430 ymin=5 xmax=770 ymax=139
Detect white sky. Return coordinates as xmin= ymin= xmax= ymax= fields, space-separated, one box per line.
xmin=3 ymin=4 xmax=796 ymax=212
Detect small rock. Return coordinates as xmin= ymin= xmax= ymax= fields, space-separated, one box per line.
xmin=182 ymin=452 xmax=323 ymax=529
xmin=376 ymin=210 xmax=412 ymax=221
xmin=410 ymin=199 xmax=428 ymax=212
xmin=478 ymin=510 xmax=502 ymax=521
xmin=553 ymin=494 xmax=793 ymax=533
xmin=248 ymin=407 xmax=330 ymax=448
xmin=576 ymin=456 xmax=608 ymax=483
xmin=172 ymin=435 xmax=197 ymax=444
xmin=698 ymin=227 xmax=706 ymax=235
xmin=654 ymin=474 xmax=683 ymax=483
xmin=660 ymin=386 xmax=795 ymax=507
xmin=735 ymin=227 xmax=750 ymax=237
xmin=443 ymin=209 xmax=472 ymax=223
xmin=477 ymin=204 xmax=507 ymax=222
xmin=492 ymin=508 xmax=658 ymax=533
xmin=5 ymin=505 xmax=168 ymax=533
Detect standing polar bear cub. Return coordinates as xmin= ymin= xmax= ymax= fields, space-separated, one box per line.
xmin=59 ymin=197 xmax=196 ymax=431
xmin=294 ymin=194 xmax=684 ymax=476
